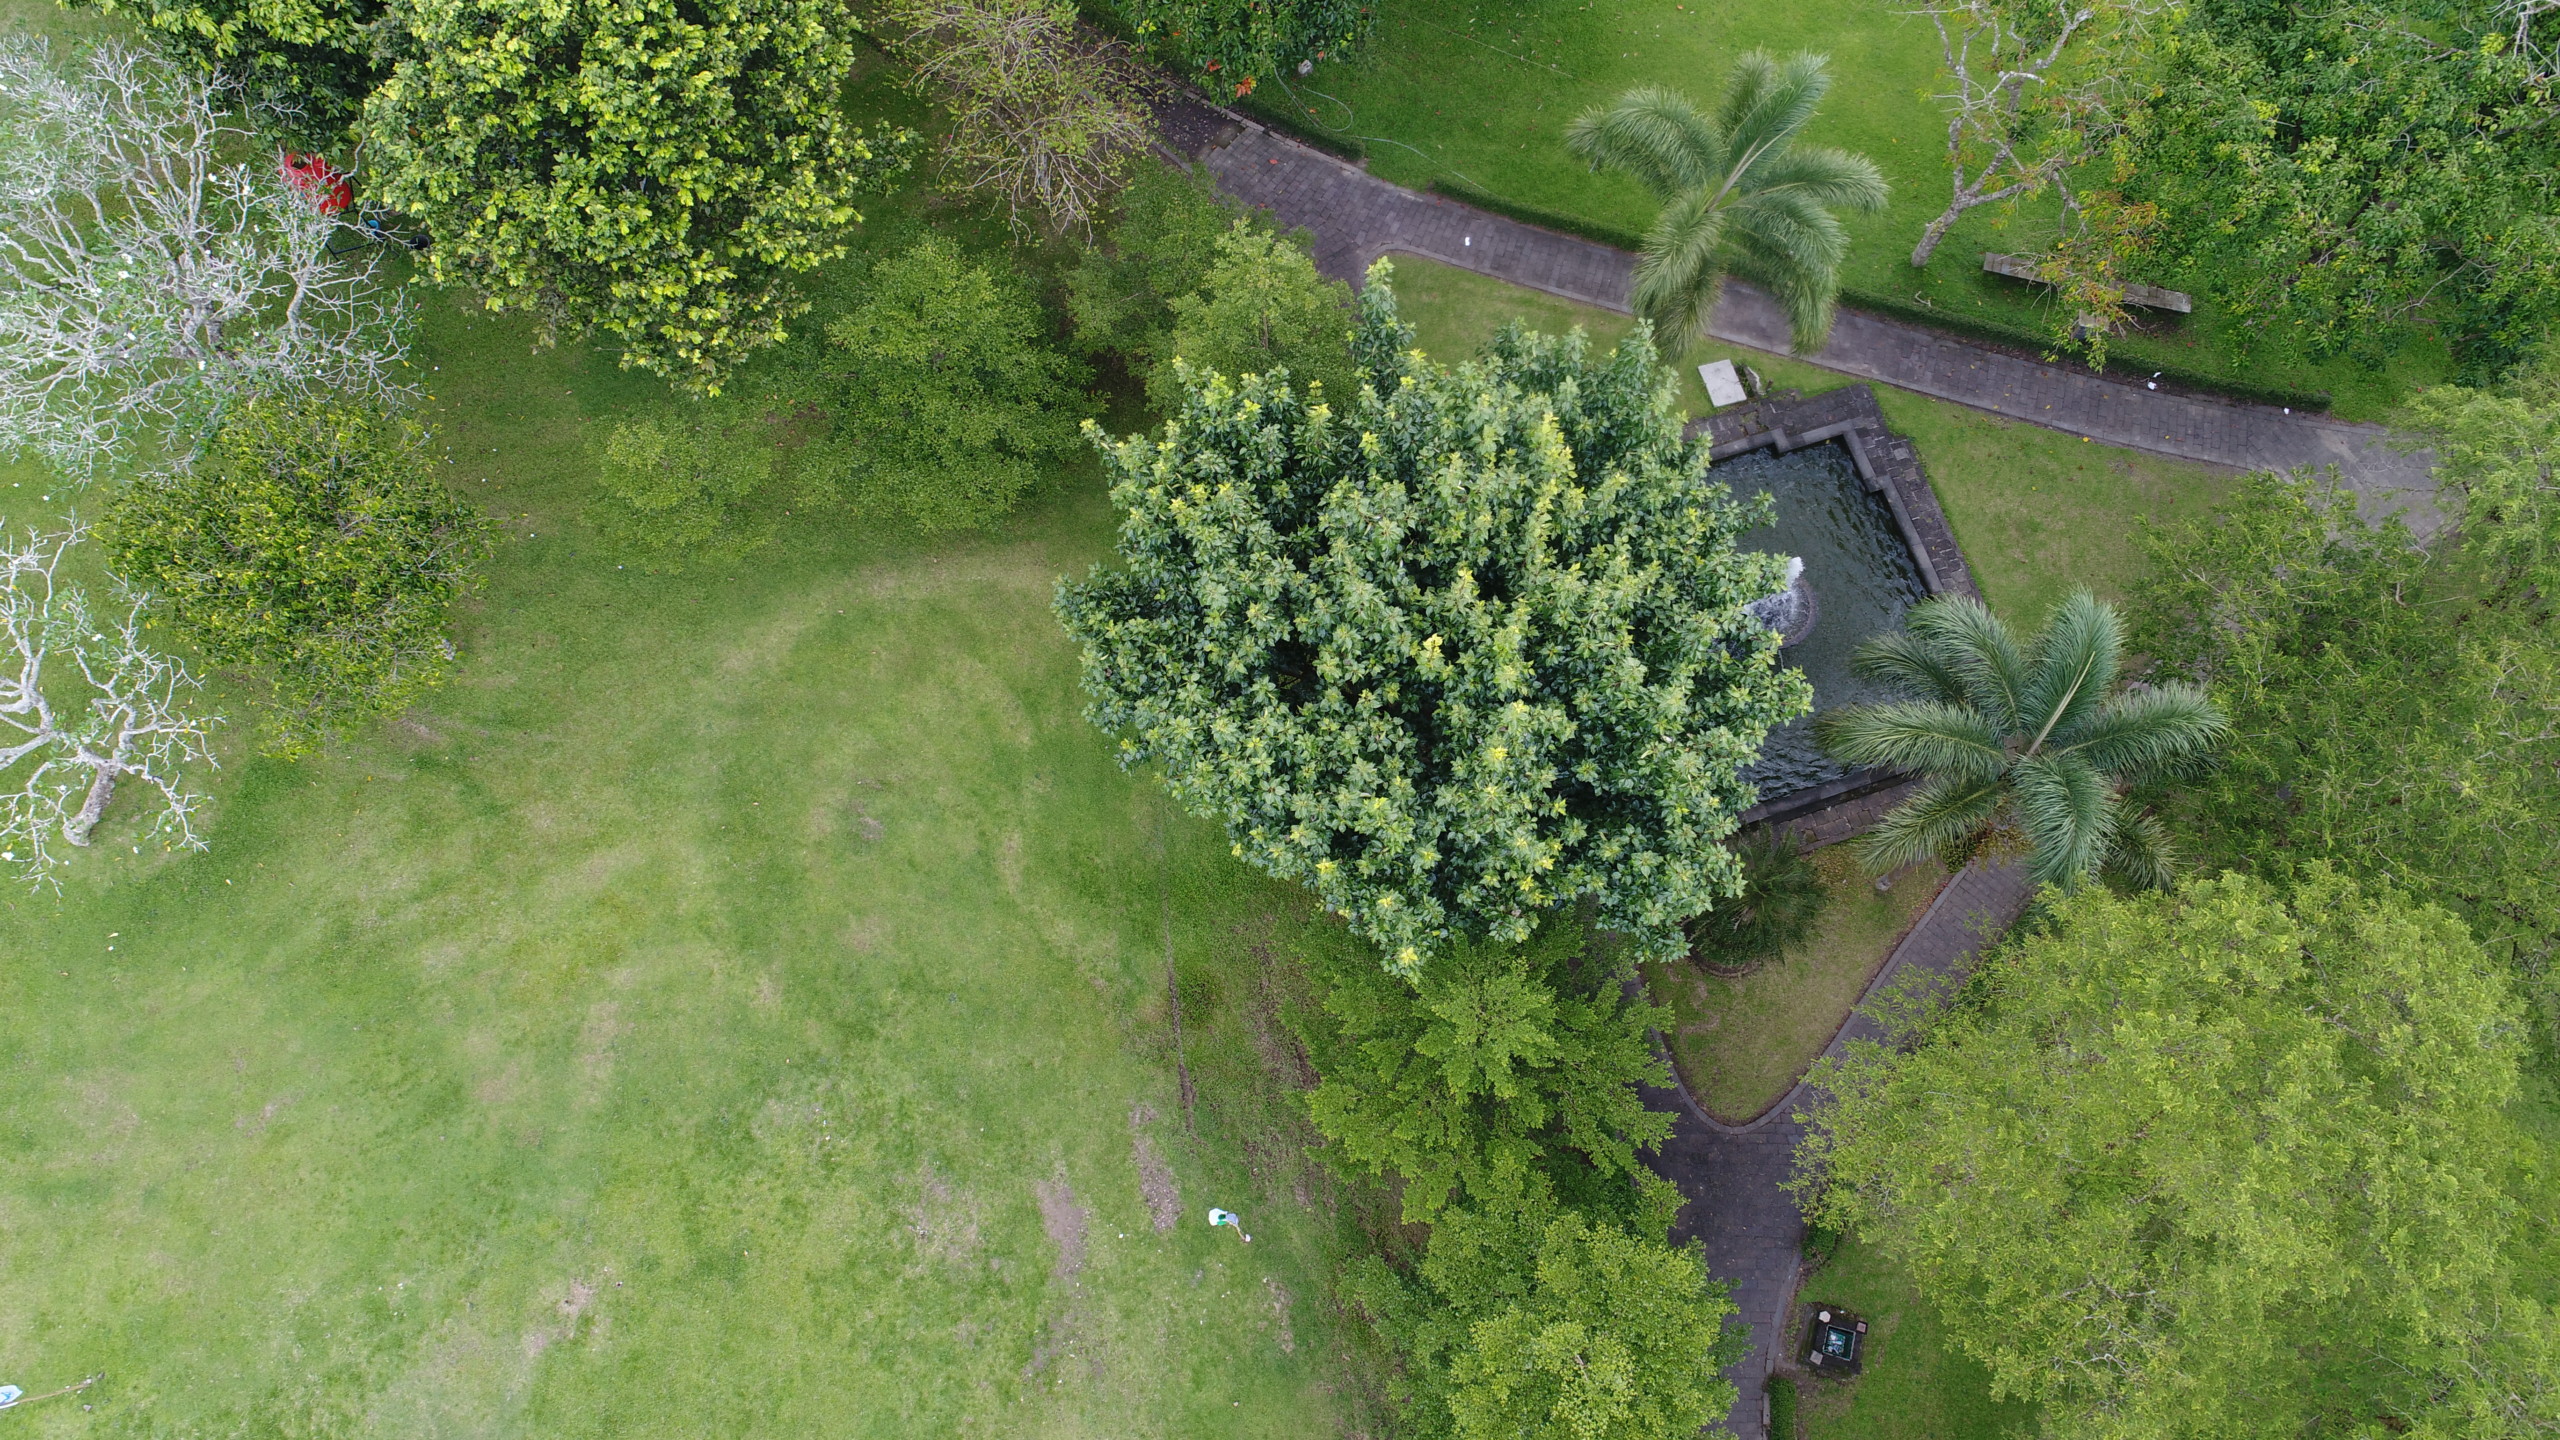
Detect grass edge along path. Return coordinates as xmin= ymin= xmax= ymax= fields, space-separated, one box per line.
xmin=1644 ymin=851 xmax=1950 ymax=1125
xmin=1283 ymin=0 xmax=2451 ymax=421
xmin=1386 ymin=255 xmax=2236 ymax=621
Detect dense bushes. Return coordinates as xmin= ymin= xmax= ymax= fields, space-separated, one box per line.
xmin=105 ymin=397 xmax=491 ymax=755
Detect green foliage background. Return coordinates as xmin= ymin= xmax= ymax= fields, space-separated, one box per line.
xmin=1801 ymin=871 xmax=2550 ymax=1438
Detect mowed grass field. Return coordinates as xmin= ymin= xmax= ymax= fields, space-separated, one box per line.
xmin=1295 ymin=0 xmax=2452 ymax=418
xmin=0 ymin=289 xmax=1385 ymax=1436
xmin=1385 ymin=255 xmax=2235 ymax=620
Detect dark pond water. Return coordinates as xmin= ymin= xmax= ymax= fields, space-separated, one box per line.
xmin=1717 ymin=441 xmax=1930 ymax=805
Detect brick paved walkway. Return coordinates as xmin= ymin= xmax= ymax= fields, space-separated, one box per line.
xmin=1647 ymin=860 xmax=2035 ymax=1438
xmin=1169 ymin=106 xmax=2441 ymax=532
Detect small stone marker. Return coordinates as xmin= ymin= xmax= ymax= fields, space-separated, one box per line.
xmin=1698 ymin=359 xmax=1748 ymax=409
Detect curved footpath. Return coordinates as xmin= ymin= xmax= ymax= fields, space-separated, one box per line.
xmin=1145 ymin=98 xmax=2107 ymax=1435
xmin=1644 ymin=861 xmax=2034 ymax=1437
xmin=1159 ymin=102 xmax=2442 ymax=533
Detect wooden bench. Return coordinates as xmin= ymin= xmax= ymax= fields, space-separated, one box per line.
xmin=1982 ymin=252 xmax=2192 ymax=314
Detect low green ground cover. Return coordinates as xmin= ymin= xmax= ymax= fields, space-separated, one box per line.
xmin=1644 ymin=849 xmax=1947 ymax=1122
xmin=1795 ymin=1234 xmax=2040 ymax=1438
xmin=1386 ymin=255 xmax=2235 ymax=619
xmin=1294 ymin=0 xmax=2449 ymax=418
xmin=0 ymin=288 xmax=1385 ymax=1436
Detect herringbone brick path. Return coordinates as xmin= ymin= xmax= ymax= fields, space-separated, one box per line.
xmin=1646 ymin=860 xmax=2034 ymax=1437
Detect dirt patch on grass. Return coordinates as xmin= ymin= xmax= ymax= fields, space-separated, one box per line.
xmin=1034 ymin=1169 xmax=1087 ymax=1283
xmin=1129 ymin=1104 xmax=1182 ymax=1232
xmin=1024 ymin=1166 xmax=1103 ymax=1383
xmin=907 ymin=1164 xmax=983 ymax=1267
xmin=1263 ymin=1276 xmax=1295 ymax=1354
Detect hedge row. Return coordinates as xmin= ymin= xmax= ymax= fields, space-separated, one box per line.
xmin=1426 ymin=176 xmax=1645 ymax=251
xmin=1767 ymin=1375 xmax=1801 ymax=1439
xmin=1231 ymin=92 xmax=1367 ymax=161
xmin=1836 ymin=286 xmax=2334 ymax=411
xmin=1416 ymin=181 xmax=2333 ymax=411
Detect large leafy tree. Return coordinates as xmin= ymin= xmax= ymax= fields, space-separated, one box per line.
xmin=104 ymin=396 xmax=492 ymax=756
xmin=785 ymin=235 xmax=1088 ymax=534
xmin=1797 ymin=870 xmax=2552 ymax=1439
xmin=1815 ymin=590 xmax=2226 ymax=888
xmin=2403 ymin=349 xmax=2560 ymax=596
xmin=68 ymin=0 xmax=386 ymax=138
xmin=1065 ymin=163 xmax=1238 ymax=369
xmin=1563 ymin=54 xmax=1887 ymax=355
xmin=1295 ymin=916 xmax=1674 ymax=1223
xmin=2125 ymin=0 xmax=2560 ymax=372
xmin=1149 ymin=221 xmax=1353 ymax=410
xmin=1056 ymin=262 xmax=1809 ymax=973
xmin=1344 ymin=1197 xmax=1745 ymax=1440
xmin=2129 ymin=469 xmax=2560 ymax=1006
xmin=360 ymin=0 xmax=914 ymax=389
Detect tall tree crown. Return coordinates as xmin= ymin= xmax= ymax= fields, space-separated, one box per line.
xmin=1057 ymin=261 xmax=1809 ymax=973
xmin=1565 ymin=53 xmax=1887 ymax=354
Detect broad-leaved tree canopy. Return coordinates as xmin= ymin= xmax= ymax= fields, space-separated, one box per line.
xmin=1057 ymin=261 xmax=1808 ymax=973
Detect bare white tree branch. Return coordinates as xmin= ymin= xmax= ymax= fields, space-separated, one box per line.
xmin=886 ymin=0 xmax=1166 ymax=241
xmin=0 ymin=37 xmax=415 ymax=483
xmin=0 ymin=520 xmax=218 ymax=889
xmin=1907 ymin=0 xmax=2166 ymax=267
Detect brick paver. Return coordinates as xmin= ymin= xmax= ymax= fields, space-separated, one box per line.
xmin=1166 ymin=103 xmax=2441 ymax=532
xmin=1648 ymin=860 xmax=2034 ymax=1437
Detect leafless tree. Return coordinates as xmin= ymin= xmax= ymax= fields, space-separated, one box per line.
xmin=0 ymin=37 xmax=414 ymax=484
xmin=0 ymin=521 xmax=218 ymax=888
xmin=2500 ymin=0 xmax=2559 ymax=83
xmin=1907 ymin=0 xmax=2164 ymax=267
xmin=885 ymin=0 xmax=1165 ymax=240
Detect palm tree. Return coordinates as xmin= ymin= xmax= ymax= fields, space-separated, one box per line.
xmin=1564 ymin=53 xmax=1888 ymax=356
xmin=1814 ymin=591 xmax=2226 ymax=889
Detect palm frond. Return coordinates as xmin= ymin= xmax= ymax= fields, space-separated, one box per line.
xmin=1903 ymin=595 xmax=2029 ymax=731
xmin=1737 ymin=145 xmax=1890 ymax=216
xmin=1722 ymin=199 xmax=1851 ymax=352
xmin=2018 ymin=590 xmax=2120 ymax=754
xmin=1846 ymin=629 xmax=1972 ymax=705
xmin=2010 ymin=752 xmax=2114 ymax=887
xmin=1563 ymin=85 xmax=1722 ymax=200
xmin=2102 ymin=809 xmax=2181 ymax=891
xmin=1853 ymin=774 xmax=2004 ymax=876
xmin=1718 ymin=51 xmax=1832 ymax=193
xmin=2049 ymin=682 xmax=2229 ymax=783
xmin=1813 ymin=700 xmax=2008 ymax=783
xmin=1631 ymin=187 xmax=1729 ymax=350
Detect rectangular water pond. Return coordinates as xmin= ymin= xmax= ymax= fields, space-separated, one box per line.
xmin=1717 ymin=441 xmax=1931 ymax=806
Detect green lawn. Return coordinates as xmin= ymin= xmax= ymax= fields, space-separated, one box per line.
xmin=1387 ymin=255 xmax=2235 ymax=619
xmin=0 ymin=280 xmax=1391 ymax=1435
xmin=1795 ymin=1235 xmax=2040 ymax=1439
xmin=1298 ymin=0 xmax=2450 ymax=419
xmin=1643 ymin=850 xmax=1946 ymax=1123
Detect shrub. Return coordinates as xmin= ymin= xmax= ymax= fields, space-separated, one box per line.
xmin=791 ymin=235 xmax=1090 ymax=533
xmin=104 ymin=397 xmax=491 ymax=755
xmin=590 ymin=408 xmax=776 ymax=572
xmin=1150 ymin=221 xmax=1354 ymax=409
xmin=1686 ymin=829 xmax=1827 ymax=973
